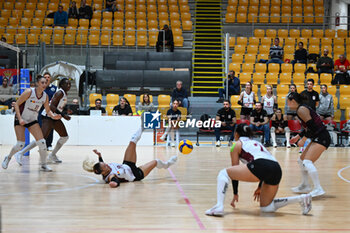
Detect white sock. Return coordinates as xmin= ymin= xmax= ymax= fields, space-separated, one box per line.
xmin=8 ymin=141 xmax=25 ymax=158
xmin=215 ymin=169 xmax=230 ymax=208
xmin=273 ymin=195 xmax=302 ymax=210
xmin=298 ymin=158 xmax=309 ymax=187
xmin=175 ymin=130 xmax=179 ymax=145
xmin=51 ymin=136 xmax=69 ymax=156
xmin=156 ymin=155 xmax=178 ymax=169
xmin=36 ymin=139 xmax=48 ymax=165
xmin=19 ymin=140 xmax=37 ymax=156
xmin=303 ymin=159 xmax=322 ymax=189
xmin=170 ymin=130 xmax=175 ymax=144
xmin=130 ymin=127 xmax=143 ymax=144
xmin=271 ymin=132 xmax=276 ymax=145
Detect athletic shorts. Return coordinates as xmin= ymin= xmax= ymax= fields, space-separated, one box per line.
xmin=247 ymin=159 xmax=282 ymax=185
xmin=123 ymin=160 xmax=145 ymax=181
xmin=312 ymin=129 xmax=331 ymax=149
xmin=287 ymin=112 xmax=297 ymax=117
xmin=14 ymin=119 xmax=38 ymax=128
xmin=240 ymin=107 xmax=252 ymax=116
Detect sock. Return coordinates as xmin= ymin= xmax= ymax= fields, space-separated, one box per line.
xmin=156 ymin=155 xmax=178 ymax=169
xmin=298 ymin=158 xmax=310 ymax=187
xmin=285 ymin=131 xmax=291 ymax=146
xmin=270 ymin=129 xmax=277 ymax=146
xmin=215 ymin=169 xmax=230 ymax=208
xmin=19 ymin=141 xmax=37 ymax=156
xmin=8 ymin=141 xmax=25 ymax=158
xmin=273 ymin=195 xmax=302 ymax=210
xmin=51 ymin=136 xmax=69 ymax=156
xmin=130 ymin=127 xmax=143 ymax=144
xmin=170 ymin=130 xmax=175 ymax=144
xmin=303 ymin=159 xmax=322 ymax=189
xmin=36 ymin=139 xmax=48 ymax=165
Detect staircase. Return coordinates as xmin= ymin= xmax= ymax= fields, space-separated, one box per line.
xmin=191 ymin=0 xmax=225 ymax=97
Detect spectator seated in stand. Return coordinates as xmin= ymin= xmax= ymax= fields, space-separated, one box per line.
xmin=68 ymin=1 xmax=79 ymax=19
xmin=214 ymin=100 xmax=236 ymax=147
xmin=67 ymin=98 xmax=80 ymax=115
xmin=137 ymin=93 xmax=156 ymax=115
xmin=156 ymin=25 xmax=174 ymax=52
xmin=216 ymin=70 xmax=240 ymax=103
xmin=334 ymin=54 xmax=350 ymax=75
xmin=79 ymin=0 xmax=93 ymax=20
xmin=0 ymin=77 xmax=15 ymax=108
xmin=250 ymin=102 xmax=271 ymax=147
xmin=292 ymin=42 xmax=308 ymax=66
xmin=160 ymin=99 xmax=182 ymax=147
xmin=54 ymin=5 xmax=68 ymax=27
xmin=270 ymin=108 xmax=291 ymax=148
xmin=267 ymin=38 xmax=284 ymax=65
xmin=317 ymin=49 xmax=334 ymax=75
xmin=317 ymin=84 xmax=334 ymax=121
xmin=89 ymin=98 xmax=107 ymax=116
xmin=103 ymin=0 xmax=118 ymax=12
xmin=301 ymin=78 xmax=319 ymax=111
xmin=112 ymin=97 xmax=133 ymax=116
xmin=171 ymin=80 xmax=189 ymax=109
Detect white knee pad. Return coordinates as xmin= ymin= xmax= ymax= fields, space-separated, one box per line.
xmin=303 ymin=160 xmax=317 ymax=173
xmin=270 ymin=127 xmax=275 ymax=133
xmin=36 ymin=139 xmax=47 ymax=151
xmin=284 ymin=127 xmax=290 ymax=133
xmin=260 ymin=201 xmax=276 ymax=213
xmin=14 ymin=141 xmax=25 ymax=151
xmin=58 ymin=136 xmax=69 ymax=144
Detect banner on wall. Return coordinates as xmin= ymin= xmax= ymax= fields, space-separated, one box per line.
xmin=0 ymin=69 xmax=19 ymax=85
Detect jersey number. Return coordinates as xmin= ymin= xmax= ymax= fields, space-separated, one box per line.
xmin=254 ymin=143 xmax=264 ymax=152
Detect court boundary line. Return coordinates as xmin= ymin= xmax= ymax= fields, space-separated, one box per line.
xmin=168 ymin=168 xmax=206 ymax=230
xmin=337 ymin=165 xmax=350 ymax=183
xmin=0 ymin=173 xmax=100 ymax=196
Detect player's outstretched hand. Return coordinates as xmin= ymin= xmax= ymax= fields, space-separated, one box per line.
xmin=93 ymin=149 xmax=101 ymax=157
xmin=230 ymin=194 xmax=239 ymax=208
xmin=253 ymin=187 xmax=261 ymax=202
xmin=109 ymin=181 xmax=119 ymax=188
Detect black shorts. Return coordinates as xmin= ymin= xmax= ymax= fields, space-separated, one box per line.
xmin=14 ymin=119 xmax=38 ymax=128
xmin=319 ymin=114 xmax=332 ymax=119
xmin=247 ymin=159 xmax=282 ymax=185
xmin=240 ymin=107 xmax=252 ymax=116
xmin=312 ymin=129 xmax=331 ymax=149
xmin=123 ymin=160 xmax=145 ymax=181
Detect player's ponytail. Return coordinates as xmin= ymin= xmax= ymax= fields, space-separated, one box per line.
xmin=287 ymin=92 xmax=307 ymax=105
xmin=235 ymin=123 xmax=254 ymax=138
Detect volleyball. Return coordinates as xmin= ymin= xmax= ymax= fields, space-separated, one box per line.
xmin=178 ymin=139 xmax=193 ymax=154
xmin=82 ymin=157 xmax=96 ymax=172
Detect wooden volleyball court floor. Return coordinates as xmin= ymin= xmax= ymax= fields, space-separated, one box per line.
xmin=0 ymin=144 xmax=350 ymax=233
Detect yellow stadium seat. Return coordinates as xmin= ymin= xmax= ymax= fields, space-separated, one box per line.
xmin=179 ymin=0 xmax=188 ymax=4
xmin=173 ymin=28 xmax=182 ymax=37
xmin=64 ymin=34 xmax=75 ymax=45
xmin=270 ymin=13 xmax=280 ymax=23
xmin=320 ymin=73 xmax=332 ymax=85
xmin=340 ymin=85 xmax=350 ymax=96
xmin=236 ymin=37 xmax=248 ymax=45
xmin=252 ymin=73 xmax=265 ymax=85
xmin=169 ymin=4 xmax=180 ymax=12
xmin=27 ymin=34 xmax=39 ymax=45
xmin=0 ymin=17 xmax=8 ymax=26
xmin=293 ymin=73 xmax=305 ymax=84
xmin=44 ymin=18 xmax=54 ymax=26
xmin=309 ymin=37 xmax=320 ymax=47
xmin=181 ymin=12 xmax=191 ymax=21
xmin=242 ymin=63 xmax=254 ymax=73
xmin=3 ymin=2 xmax=14 ymax=10
xmin=315 ymin=13 xmax=324 ymax=24
xmin=225 ymin=13 xmax=236 ymax=23
xmin=113 ymin=11 xmax=124 ymax=19
xmin=245 ymin=54 xmax=256 ymax=63
xmin=6 ymin=26 xmax=16 ymax=34
xmin=229 ymin=63 xmax=241 ymax=73
xmin=106 ymin=94 xmax=119 ymax=106
xmin=53 ymin=26 xmax=65 ymax=35
xmin=260 ymin=37 xmax=271 ymax=46
xmin=231 ymin=54 xmax=243 ymax=63
xmin=248 ymin=13 xmax=258 ymax=23
xmin=136 ymin=4 xmax=146 ymax=12
xmin=306 ymin=73 xmax=318 ymax=81
xmin=29 ymin=26 xmax=41 ymax=35
xmin=294 ymin=63 xmax=306 ymax=73
xmin=88 ymin=34 xmax=99 ymax=46
xmin=259 ymin=5 xmax=269 ymax=14
xmin=334 ymin=38 xmax=345 ymax=46
xmin=249 ymin=6 xmax=259 ymax=14
xmin=284 ymin=45 xmax=294 ymax=54
xmin=255 ymin=63 xmax=267 ymax=73
xmin=259 ymin=13 xmax=269 ymax=23
xmin=180 ymin=5 xmax=190 ymax=13
xmin=76 ymin=34 xmax=88 ymax=45
xmin=40 ymin=33 xmax=51 ymax=44
xmin=228 ymin=37 xmax=236 ymax=48
xmin=301 ymin=29 xmax=312 ymax=38
xmin=334 ymin=45 xmax=345 ymax=55
xmin=8 ymin=17 xmax=19 ymax=27
xmin=0 ymin=9 xmax=11 ymax=19
xmin=337 ymin=29 xmax=347 ymax=38
xmin=308 ymin=45 xmax=319 ymax=54
xmin=281 ymin=5 xmax=291 ymax=14
xmin=259 ymin=45 xmax=270 ymax=54
xmin=125 ymin=34 xmax=135 ymax=46
xmin=149 ymin=34 xmax=157 ymax=46
xmin=25 ymin=2 xmax=36 ymax=11
xmin=339 ymin=96 xmax=350 ymax=109
xmin=249 ymin=37 xmax=260 ymax=46
xmin=52 ymin=33 xmax=63 ymax=45
xmin=77 ymin=26 xmax=89 ymax=36
xmin=281 ymin=63 xmax=292 ymax=73
xmin=102 ymin=11 xmax=113 ymax=20
xmin=100 ymin=34 xmax=110 ymax=46
xmin=254 ymin=29 xmax=265 ymax=38
xmin=257 ymin=54 xmax=269 ymax=62
xmin=89 ymin=93 xmax=102 ymax=107
xmin=268 ymin=63 xmax=280 ymax=73
xmin=325 ymin=29 xmax=336 ymax=38
xmin=102 ymin=19 xmax=113 ymax=28
xmin=23 ymin=10 xmax=34 ymax=19
xmin=158 ymin=95 xmax=171 ymax=108
xmin=277 ymin=29 xmax=288 ymax=39
xmin=247 ymin=45 xmax=258 ymax=54
xmin=159 ymin=12 xmax=169 ymax=21
xmin=90 ymin=19 xmax=101 ymax=28
xmin=136 ymin=34 xmax=147 ymax=46
xmin=321 ymin=37 xmax=332 ymax=46
xmin=284 ymin=37 xmax=295 ymax=46
xmin=171 ymin=19 xmax=181 ymax=29
xmin=15 ymin=34 xmax=26 ymax=44
xmin=266 ymin=73 xmax=279 ymax=85
xmin=279 ymin=73 xmax=292 ymax=84
xmin=125 ymin=4 xmax=135 ymax=11
xmin=17 ymin=26 xmax=27 ymax=35
xmin=239 ymin=72 xmax=252 ymax=83
xmin=304 ymin=14 xmax=314 ymax=23
xmin=113 ymin=34 xmax=123 ymax=46
xmin=174 ymin=35 xmax=183 ymax=47
xmin=313 ymin=29 xmax=324 ymax=38
xmin=238 ymin=6 xmax=247 ymax=13
xmin=321 ymin=45 xmax=332 ymax=54
xmin=19 ymin=18 xmax=31 ymax=28
xmin=234 ymin=45 xmax=245 ymax=54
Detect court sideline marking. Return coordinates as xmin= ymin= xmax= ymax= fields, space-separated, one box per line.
xmin=168 ymin=168 xmax=206 ymax=230
xmin=337 ymin=165 xmax=350 ymax=183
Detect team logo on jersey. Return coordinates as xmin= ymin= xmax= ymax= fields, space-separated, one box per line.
xmin=143 ymin=111 xmax=161 ymax=129
xmin=30 ymin=100 xmax=36 ymax=103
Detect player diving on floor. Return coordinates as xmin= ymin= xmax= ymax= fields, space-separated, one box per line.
xmin=83 ymin=127 xmax=178 ymax=188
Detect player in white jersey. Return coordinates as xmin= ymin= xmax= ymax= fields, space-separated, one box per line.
xmin=261 ymin=85 xmax=277 ymax=118
xmin=2 ymin=75 xmax=60 ymax=172
xmin=14 ymin=78 xmax=71 ymax=164
xmin=83 ymin=127 xmax=178 ymax=188
xmin=238 ymin=82 xmax=256 ymax=120
xmin=205 ymin=123 xmax=312 ymax=217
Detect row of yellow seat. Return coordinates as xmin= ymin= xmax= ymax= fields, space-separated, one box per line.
xmin=0 ymin=32 xmax=184 ymax=46
xmin=253 ymin=28 xmax=340 ymax=38
xmin=229 ymin=63 xmax=322 ymax=74
xmin=228 ymin=0 xmax=322 ymax=6
xmin=227 ymin=5 xmax=323 ymax=15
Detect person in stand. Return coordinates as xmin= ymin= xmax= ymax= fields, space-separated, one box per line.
xmin=285 ymin=84 xmax=298 ymax=120
xmin=89 ymin=98 xmax=107 ymax=116
xmin=238 ymin=82 xmax=256 ymax=120
xmin=53 ymin=5 xmax=68 ymax=27
xmin=156 ymin=24 xmax=174 ymax=52
xmin=317 ymin=84 xmax=334 ymax=121
xmin=214 ymin=100 xmax=236 ymax=147
xmin=270 ymin=108 xmax=291 ymax=148
xmin=78 ymin=0 xmax=93 ymax=20
xmin=250 ymin=102 xmax=271 ymax=147
xmin=300 ymin=79 xmax=319 ymax=111
xmin=292 ymin=41 xmax=308 ymax=66
xmin=217 ymin=70 xmax=240 ymax=103
xmin=112 ymin=97 xmax=133 ymax=116
xmin=2 ymin=75 xmax=60 ymax=171
xmin=316 ymin=49 xmax=334 ymax=75
xmin=0 ymin=77 xmax=15 ymax=108
xmin=160 ymin=99 xmax=181 ymax=147
xmin=288 ymin=92 xmax=330 ymax=197
xmin=68 ymin=1 xmax=79 ymax=19
xmin=137 ymin=93 xmax=156 ymax=114
xmin=171 ymin=80 xmax=189 ymax=109
xmin=205 ymin=123 xmax=312 ymax=217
